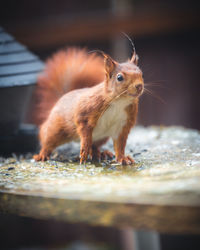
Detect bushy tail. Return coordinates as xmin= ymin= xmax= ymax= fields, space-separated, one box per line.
xmin=35 ymin=48 xmax=104 ymax=124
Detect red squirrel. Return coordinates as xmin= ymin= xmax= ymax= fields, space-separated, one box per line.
xmin=33 ymin=47 xmax=144 ymax=165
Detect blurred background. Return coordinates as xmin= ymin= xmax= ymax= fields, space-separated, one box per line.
xmin=1 ymin=0 xmax=200 ymax=249
xmin=1 ymin=0 xmax=200 ymax=129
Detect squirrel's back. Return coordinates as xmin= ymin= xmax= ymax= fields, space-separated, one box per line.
xmin=35 ymin=48 xmax=104 ymax=124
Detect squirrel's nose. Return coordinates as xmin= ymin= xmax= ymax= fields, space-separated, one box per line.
xmin=135 ymin=83 xmax=143 ymax=93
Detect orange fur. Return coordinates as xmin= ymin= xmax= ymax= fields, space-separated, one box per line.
xmin=35 ymin=48 xmax=104 ymax=124
xmin=34 ymin=48 xmax=144 ymax=165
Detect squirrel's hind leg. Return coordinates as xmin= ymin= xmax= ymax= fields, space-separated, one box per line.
xmin=33 ymin=147 xmax=52 ymax=161
xmin=33 ymin=121 xmax=70 ymax=162
xmin=92 ymin=138 xmax=114 ymax=162
xmin=33 ymin=134 xmax=57 ymax=162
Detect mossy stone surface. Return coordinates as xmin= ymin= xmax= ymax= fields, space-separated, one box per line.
xmin=0 ymin=126 xmax=200 ymax=233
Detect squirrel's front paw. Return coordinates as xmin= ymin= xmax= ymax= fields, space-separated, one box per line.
xmin=80 ymin=147 xmax=92 ymax=164
xmin=117 ymin=155 xmax=135 ymax=165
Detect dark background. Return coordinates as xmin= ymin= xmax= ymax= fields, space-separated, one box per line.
xmin=0 ymin=1 xmax=200 ymax=249
xmin=1 ymin=0 xmax=200 ymax=129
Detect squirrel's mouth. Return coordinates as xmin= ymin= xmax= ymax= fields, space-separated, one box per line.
xmin=128 ymin=93 xmax=140 ymax=98
xmin=128 ymin=88 xmax=144 ymax=98
xmin=127 ymin=83 xmax=144 ymax=97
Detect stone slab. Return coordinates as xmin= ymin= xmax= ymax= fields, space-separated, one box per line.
xmin=0 ymin=126 xmax=200 ymax=234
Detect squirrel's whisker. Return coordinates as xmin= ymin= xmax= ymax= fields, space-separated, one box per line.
xmin=144 ymin=88 xmax=166 ymax=104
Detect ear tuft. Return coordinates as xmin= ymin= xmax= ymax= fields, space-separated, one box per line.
xmin=131 ymin=52 xmax=139 ymax=65
xmin=104 ymin=55 xmax=116 ymax=78
xmin=134 ymin=54 xmax=139 ymax=65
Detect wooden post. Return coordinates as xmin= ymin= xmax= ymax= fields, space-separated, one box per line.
xmin=111 ymin=0 xmax=133 ymax=61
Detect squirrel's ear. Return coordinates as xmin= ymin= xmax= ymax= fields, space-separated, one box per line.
xmin=130 ymin=52 xmax=139 ymax=65
xmin=104 ymin=54 xmax=117 ymax=78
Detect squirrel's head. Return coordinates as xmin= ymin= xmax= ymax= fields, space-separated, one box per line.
xmin=103 ymin=52 xmax=144 ymax=99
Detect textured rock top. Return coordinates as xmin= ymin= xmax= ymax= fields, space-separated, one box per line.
xmin=0 ymin=126 xmax=200 ymax=206
xmin=0 ymin=126 xmax=200 ymax=233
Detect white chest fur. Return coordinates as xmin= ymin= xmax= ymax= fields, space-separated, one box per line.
xmin=92 ymin=97 xmax=132 ymax=142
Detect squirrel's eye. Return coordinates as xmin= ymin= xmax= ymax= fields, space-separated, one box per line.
xmin=117 ymin=74 xmax=124 ymax=82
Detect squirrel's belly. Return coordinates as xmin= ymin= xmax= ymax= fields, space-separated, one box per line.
xmin=92 ymin=98 xmax=131 ymax=141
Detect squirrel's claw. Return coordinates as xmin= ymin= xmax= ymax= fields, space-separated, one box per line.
xmin=80 ymin=147 xmax=92 ymax=165
xmin=101 ymin=150 xmax=114 ymax=160
xmin=33 ymin=153 xmax=50 ymax=162
xmin=118 ymin=155 xmax=135 ymax=165
xmin=92 ymin=149 xmax=114 ymax=162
